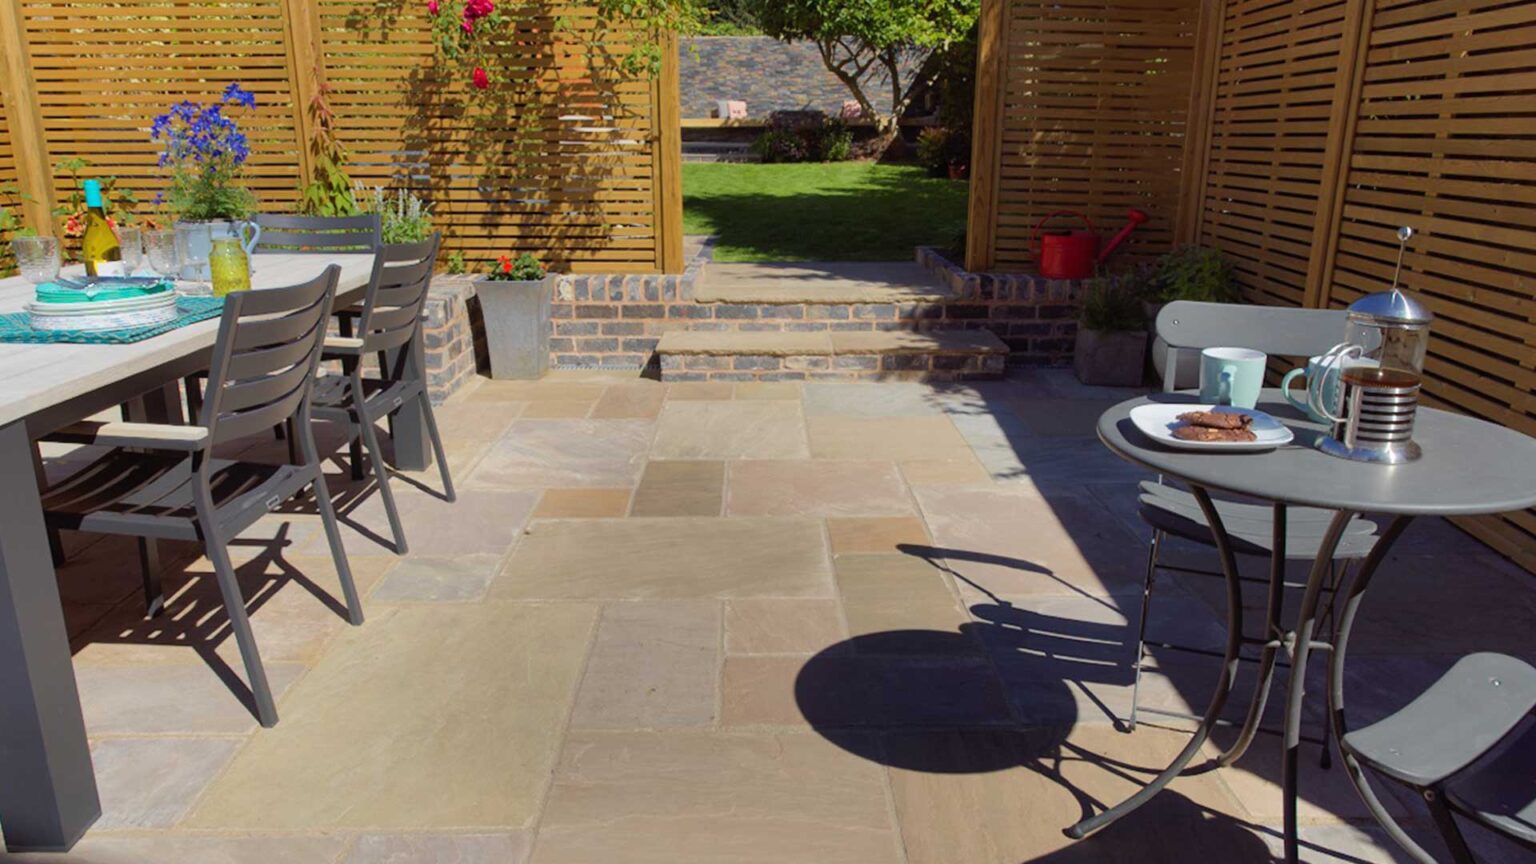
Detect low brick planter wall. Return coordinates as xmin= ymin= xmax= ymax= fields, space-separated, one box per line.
xmin=914 ymin=246 xmax=1087 ymax=366
xmin=422 ymin=275 xmax=479 ymax=404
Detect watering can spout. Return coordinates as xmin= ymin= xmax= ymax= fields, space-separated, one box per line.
xmin=1097 ymin=209 xmax=1149 ymax=263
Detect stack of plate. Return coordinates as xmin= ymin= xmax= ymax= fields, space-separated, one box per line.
xmin=27 ymin=280 xmax=180 ymax=332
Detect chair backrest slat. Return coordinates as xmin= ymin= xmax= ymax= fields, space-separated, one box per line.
xmin=354 ymin=233 xmax=440 ymax=356
xmin=1155 ymin=301 xmax=1349 ymax=390
xmin=253 ymin=214 xmax=381 ymax=255
xmin=200 ymin=265 xmax=339 ymax=447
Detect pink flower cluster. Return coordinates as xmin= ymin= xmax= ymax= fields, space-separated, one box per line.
xmin=461 ymin=0 xmax=493 ymax=32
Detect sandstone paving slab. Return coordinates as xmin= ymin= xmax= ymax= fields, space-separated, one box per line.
xmin=803 ymin=382 xmax=950 ymax=417
xmin=733 ymin=381 xmax=802 ymax=400
xmin=1255 ymin=822 xmax=1529 ymax=864
xmin=726 ymin=460 xmax=912 ymax=517
xmin=664 ymin=381 xmax=734 ymax=401
xmin=720 ymin=654 xmax=1011 ymax=728
xmin=312 ymin=487 xmax=540 ymax=558
xmin=898 ymin=456 xmax=993 ymax=487
xmin=725 ymin=598 xmax=847 ymax=655
xmin=628 ymin=460 xmax=724 ymax=517
xmin=343 ymin=832 xmax=532 ymax=864
xmin=533 ymin=487 xmax=633 ymax=518
xmin=916 ymin=485 xmax=1147 ymax=598
xmin=1005 ymin=397 xmax=1126 ymax=438
xmin=76 ymin=661 xmax=305 ymax=735
xmin=834 ymin=554 xmax=971 ymax=647
xmin=827 ymin=516 xmax=931 ymax=555
xmin=468 ymin=419 xmax=653 ymax=489
xmin=91 ymin=737 xmax=243 ymax=829
xmin=531 ymin=730 xmax=902 ymax=864
xmin=493 ymin=517 xmax=834 ymax=600
xmin=807 ymin=415 xmax=972 ymax=461
xmin=186 ymin=602 xmax=599 ymax=830
xmin=589 ymin=381 xmax=665 ymax=419
xmin=949 ymin=413 xmax=1149 ymax=486
xmin=368 ymin=554 xmax=505 ymax=603
xmin=570 ymin=601 xmax=720 ymax=729
xmin=652 ymin=400 xmax=808 ymax=460
xmin=885 ymin=725 xmax=1251 ymax=864
xmin=472 ymin=380 xmax=610 ymax=402
xmin=3 ymin=835 xmax=350 ymax=864
xmin=431 ymin=400 xmax=525 ymax=442
xmin=518 ymin=400 xmax=594 ymax=419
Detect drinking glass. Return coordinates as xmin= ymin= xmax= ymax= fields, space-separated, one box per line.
xmin=12 ymin=235 xmax=61 ymax=285
xmin=145 ymin=229 xmax=180 ymax=279
xmin=117 ymin=226 xmax=144 ymax=275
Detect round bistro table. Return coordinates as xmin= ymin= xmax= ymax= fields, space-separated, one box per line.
xmin=1068 ymin=390 xmax=1536 ymax=863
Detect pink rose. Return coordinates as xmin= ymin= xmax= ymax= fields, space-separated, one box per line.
xmin=427 ymin=0 xmax=438 ymax=13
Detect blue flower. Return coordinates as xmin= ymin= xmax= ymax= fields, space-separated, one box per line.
xmin=222 ymin=83 xmax=257 ymax=109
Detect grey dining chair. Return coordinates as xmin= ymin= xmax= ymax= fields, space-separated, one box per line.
xmin=1130 ymin=301 xmax=1381 ymax=754
xmin=40 ymin=265 xmax=361 ymax=728
xmin=253 ymin=213 xmax=382 ymax=255
xmin=309 ymin=233 xmax=454 ymax=555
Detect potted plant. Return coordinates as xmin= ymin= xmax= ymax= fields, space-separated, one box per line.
xmin=474 ymin=252 xmax=551 ymax=380
xmin=152 ymin=83 xmax=260 ymax=279
xmin=1074 ymin=275 xmax=1148 ymax=387
xmin=358 ymin=185 xmax=435 ymax=248
xmin=1146 ymin=245 xmax=1237 ymax=387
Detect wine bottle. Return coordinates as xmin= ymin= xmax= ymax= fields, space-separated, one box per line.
xmin=80 ymin=179 xmax=122 ymax=278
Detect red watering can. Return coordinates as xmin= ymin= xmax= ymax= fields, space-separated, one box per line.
xmin=1031 ymin=209 xmax=1150 ymax=280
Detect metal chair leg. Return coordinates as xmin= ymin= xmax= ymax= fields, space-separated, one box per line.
xmin=311 ymin=472 xmax=365 ymax=626
xmin=204 ymin=537 xmax=278 ymax=727
xmin=1128 ymin=528 xmax=1164 ymax=732
xmin=137 ymin=538 xmax=165 ymax=618
xmin=1425 ymin=788 xmax=1478 ymax=864
xmin=357 ymin=395 xmax=409 ymax=555
xmin=418 ymin=392 xmax=456 ymax=502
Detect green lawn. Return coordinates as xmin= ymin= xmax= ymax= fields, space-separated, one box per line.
xmin=682 ymin=162 xmax=969 ymax=262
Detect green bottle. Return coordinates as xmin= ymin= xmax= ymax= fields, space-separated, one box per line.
xmin=80 ymin=179 xmax=121 ymax=278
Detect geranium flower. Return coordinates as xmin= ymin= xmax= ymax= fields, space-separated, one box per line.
xmin=473 ymin=67 xmax=490 ymax=89
xmin=497 ymin=255 xmax=512 ymax=273
xmin=64 ymin=215 xmax=83 ymax=237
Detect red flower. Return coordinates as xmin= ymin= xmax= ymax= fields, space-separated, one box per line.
xmin=497 ymin=255 xmax=512 ymax=274
xmin=63 ymin=214 xmax=83 ymax=238
xmin=473 ymin=67 xmax=490 ymax=89
xmin=427 ymin=0 xmax=438 ymax=12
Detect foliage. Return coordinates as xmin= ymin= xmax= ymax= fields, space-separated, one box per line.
xmin=151 ymin=83 xmax=258 ymax=221
xmin=1080 ymin=276 xmax=1147 ymax=332
xmin=750 ymin=0 xmax=979 ymax=133
xmin=752 ymin=113 xmax=854 ymax=163
xmin=916 ymin=127 xmax=969 ymax=177
xmin=445 ymin=249 xmax=468 ymax=274
xmin=818 ymin=119 xmax=853 ymax=161
xmin=751 ymin=129 xmax=811 ymax=163
xmin=358 ymin=186 xmax=435 ymax=245
xmin=298 ymin=69 xmax=361 ymax=218
xmin=1150 ymin=245 xmax=1237 ymax=303
xmin=701 ymin=0 xmax=760 ymax=34
xmin=49 ymin=159 xmax=151 ymax=261
xmin=486 ymin=252 xmax=546 ymax=281
xmin=682 ymin=161 xmax=968 ymax=261
xmin=0 ymin=182 xmax=38 ymax=237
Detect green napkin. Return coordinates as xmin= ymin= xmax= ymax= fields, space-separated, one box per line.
xmin=35 ymin=279 xmax=174 ymax=305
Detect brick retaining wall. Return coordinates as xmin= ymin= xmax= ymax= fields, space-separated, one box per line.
xmin=914 ymin=246 xmax=1087 ymax=366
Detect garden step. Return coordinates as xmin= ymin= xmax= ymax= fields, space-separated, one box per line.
xmin=695 ymin=261 xmax=954 ymax=305
xmin=656 ymin=329 xmax=1008 ymax=383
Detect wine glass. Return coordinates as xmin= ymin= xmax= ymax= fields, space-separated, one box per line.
xmin=117 ymin=226 xmax=144 ymax=276
xmin=12 ymin=235 xmax=61 ymax=285
xmin=145 ymin=229 xmax=179 ymax=280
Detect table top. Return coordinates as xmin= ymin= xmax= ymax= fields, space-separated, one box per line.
xmin=0 ymin=254 xmax=375 ymax=429
xmin=1099 ymin=391 xmax=1536 ymax=516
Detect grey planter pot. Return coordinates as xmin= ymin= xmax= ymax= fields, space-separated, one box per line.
xmin=1074 ymin=328 xmax=1148 ymax=387
xmin=474 ymin=276 xmax=552 ymax=380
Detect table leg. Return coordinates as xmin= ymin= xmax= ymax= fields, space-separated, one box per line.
xmin=1217 ymin=502 xmax=1290 ymax=768
xmin=385 ymin=339 xmax=432 ymax=472
xmin=1067 ymin=485 xmax=1247 ymax=840
xmin=1280 ymin=509 xmax=1355 ymax=863
xmin=1327 ymin=517 xmax=1438 ymax=863
xmin=0 ymin=420 xmax=100 ymax=851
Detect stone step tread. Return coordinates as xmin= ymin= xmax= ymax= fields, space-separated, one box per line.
xmin=656 ymin=329 xmax=1008 ymax=357
xmin=695 ymin=261 xmax=954 ymax=305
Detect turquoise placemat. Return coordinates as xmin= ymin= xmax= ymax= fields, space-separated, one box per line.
xmin=0 ymin=297 xmax=225 ymax=345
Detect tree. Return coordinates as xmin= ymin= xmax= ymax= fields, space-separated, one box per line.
xmin=751 ymin=0 xmax=979 ymax=136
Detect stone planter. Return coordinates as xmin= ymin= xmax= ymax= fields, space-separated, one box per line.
xmin=1074 ymin=328 xmax=1148 ymax=387
xmin=474 ymin=275 xmax=551 ymax=380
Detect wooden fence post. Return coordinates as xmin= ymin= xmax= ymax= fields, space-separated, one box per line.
xmin=965 ymin=0 xmax=1008 ymax=273
xmin=652 ymin=30 xmax=684 ymax=274
xmin=0 ymin=3 xmax=56 ymax=231
xmin=1174 ymin=0 xmax=1226 ymax=247
xmin=1302 ymin=0 xmax=1375 ymax=309
xmin=282 ymin=0 xmax=323 ymax=188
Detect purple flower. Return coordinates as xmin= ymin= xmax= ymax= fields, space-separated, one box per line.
xmin=222 ymin=82 xmax=257 ymax=109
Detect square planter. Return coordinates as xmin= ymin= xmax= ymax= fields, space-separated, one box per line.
xmin=1074 ymin=328 xmax=1148 ymax=387
xmin=474 ymin=275 xmax=552 ymax=380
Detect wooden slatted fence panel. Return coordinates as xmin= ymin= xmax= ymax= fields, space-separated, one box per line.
xmin=987 ymin=0 xmax=1202 ymax=271
xmin=0 ymin=94 xmax=19 ymax=276
xmin=1194 ymin=0 xmax=1349 ymax=307
xmin=18 ymin=0 xmax=305 ymax=216
xmin=1324 ymin=0 xmax=1536 ymax=571
xmin=316 ymin=2 xmax=667 ymax=272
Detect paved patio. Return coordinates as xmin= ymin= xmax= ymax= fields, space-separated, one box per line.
xmin=17 ymin=369 xmax=1536 ymax=863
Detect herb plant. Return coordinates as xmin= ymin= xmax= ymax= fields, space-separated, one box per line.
xmin=359 ymin=186 xmax=434 ymax=245
xmin=1150 ymin=245 xmax=1237 ymax=303
xmin=1080 ymin=276 xmax=1146 ymax=332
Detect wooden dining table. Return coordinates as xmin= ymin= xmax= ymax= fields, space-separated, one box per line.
xmin=0 ymin=252 xmax=434 ymax=851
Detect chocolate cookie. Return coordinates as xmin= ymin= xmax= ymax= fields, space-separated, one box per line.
xmin=1172 ymin=425 xmax=1257 ymax=442
xmin=1177 ymin=411 xmax=1253 ymax=430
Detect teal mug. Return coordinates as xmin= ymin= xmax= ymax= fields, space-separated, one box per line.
xmin=1282 ymin=354 xmax=1342 ymax=423
xmin=1199 ymin=347 xmax=1267 ymax=409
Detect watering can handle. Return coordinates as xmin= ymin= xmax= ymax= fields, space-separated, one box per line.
xmin=1031 ymin=211 xmax=1095 ymax=262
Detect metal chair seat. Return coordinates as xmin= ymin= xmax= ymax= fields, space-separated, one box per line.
xmin=1138 ymin=481 xmax=1379 ymax=560
xmin=1445 ymin=719 xmax=1536 ymax=844
xmin=1344 ymin=653 xmax=1536 ymax=788
xmin=310 ymin=373 xmax=418 ymax=422
xmin=42 ymin=452 xmax=313 ymax=544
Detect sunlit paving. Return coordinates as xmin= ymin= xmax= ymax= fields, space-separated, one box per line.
xmin=0 ymin=0 xmax=1532 ymax=862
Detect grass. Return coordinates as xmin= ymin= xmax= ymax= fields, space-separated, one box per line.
xmin=681 ymin=161 xmax=969 ymax=262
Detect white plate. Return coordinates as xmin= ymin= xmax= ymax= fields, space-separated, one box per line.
xmin=1129 ymin=403 xmax=1295 ymax=452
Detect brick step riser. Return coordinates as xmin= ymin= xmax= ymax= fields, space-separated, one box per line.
xmin=658 ymin=351 xmax=1007 ymax=383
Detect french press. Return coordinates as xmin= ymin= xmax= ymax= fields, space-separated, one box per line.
xmin=1308 ymin=227 xmax=1433 ymax=464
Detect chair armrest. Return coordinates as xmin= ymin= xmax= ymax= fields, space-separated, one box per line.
xmin=47 ymin=421 xmax=209 ymax=452
xmin=324 ymin=335 xmax=366 ymax=355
